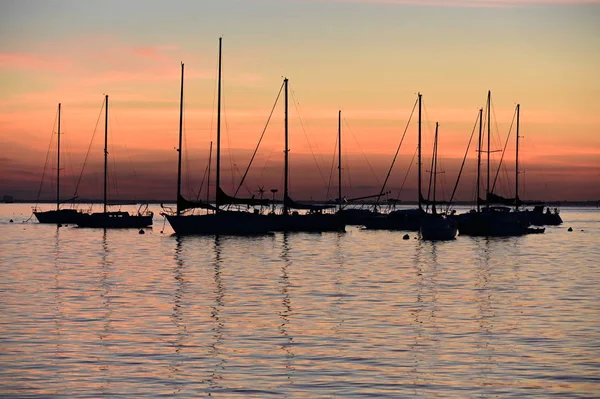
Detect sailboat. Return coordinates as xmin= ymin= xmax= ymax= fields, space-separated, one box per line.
xmin=362 ymin=93 xmax=425 ymax=231
xmin=33 ymin=103 xmax=81 ymax=224
xmin=419 ymin=122 xmax=458 ymax=240
xmin=164 ymin=38 xmax=270 ymax=235
xmin=266 ymin=78 xmax=344 ymax=232
xmin=512 ymin=105 xmax=562 ymax=226
xmin=334 ymin=111 xmax=381 ymax=225
xmin=452 ymin=92 xmax=537 ymax=236
xmin=76 ymin=95 xmax=154 ymax=228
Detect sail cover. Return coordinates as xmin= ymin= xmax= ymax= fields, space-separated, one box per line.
xmin=284 ymin=195 xmax=335 ymax=211
xmin=178 ymin=194 xmax=216 ymax=212
xmin=217 ymin=187 xmax=269 ymax=206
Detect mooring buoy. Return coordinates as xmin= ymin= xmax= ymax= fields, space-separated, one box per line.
xmin=139 ymin=229 xmax=145 ymax=235
xmin=403 ymin=234 xmax=410 ymax=240
xmin=9 ymin=219 xmax=14 ymax=223
xmin=567 ymin=227 xmax=573 ymax=232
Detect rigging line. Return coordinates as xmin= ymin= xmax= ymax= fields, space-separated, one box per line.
xmin=195 ymin=153 xmax=210 ymax=200
xmin=325 ymin=128 xmax=338 ymax=201
xmin=74 ymin=99 xmax=105 ymax=197
xmin=378 ymin=96 xmax=418 ymax=204
xmin=446 ymin=111 xmax=479 ymax=212
xmin=234 ymin=81 xmax=284 ymax=197
xmin=491 ymin=105 xmax=517 ymax=193
xmin=344 ymin=147 xmax=353 ymax=195
xmin=221 ymin=83 xmax=235 ymax=193
xmin=113 ymin=108 xmax=138 ymax=201
xmin=109 ymin=114 xmax=120 ymax=203
xmin=396 ymin=145 xmax=418 ymax=200
xmin=35 ymin=108 xmax=59 ymax=202
xmin=64 ymin=127 xmax=78 ymax=195
xmin=290 ymin=88 xmax=328 ymax=188
xmin=343 ymin=117 xmax=381 ymax=187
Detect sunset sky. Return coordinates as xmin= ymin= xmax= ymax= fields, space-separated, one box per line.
xmin=1 ymin=0 xmax=599 ymax=202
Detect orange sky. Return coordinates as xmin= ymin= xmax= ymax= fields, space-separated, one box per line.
xmin=1 ymin=0 xmax=599 ymax=201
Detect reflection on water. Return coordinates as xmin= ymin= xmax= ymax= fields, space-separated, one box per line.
xmin=99 ymin=229 xmax=112 ymax=395
xmin=0 ymin=205 xmax=599 ymax=398
xmin=279 ymin=233 xmax=295 ymax=391
xmin=208 ymin=235 xmax=226 ymax=394
xmin=169 ymin=236 xmax=188 ymax=395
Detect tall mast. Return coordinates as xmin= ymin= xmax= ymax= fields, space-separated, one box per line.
xmin=417 ymin=93 xmax=422 ymax=211
xmin=207 ymin=141 xmax=213 ymax=204
xmin=476 ymin=108 xmax=483 ymax=212
xmin=338 ymin=110 xmax=342 ymax=213
xmin=515 ymin=104 xmax=520 ymax=212
xmin=176 ymin=63 xmax=184 ymax=216
xmin=283 ymin=77 xmax=289 ymax=216
xmin=56 ymin=103 xmax=61 ymax=211
xmin=486 ymin=90 xmax=491 ymax=207
xmin=216 ymin=37 xmax=222 ymax=212
xmin=103 ymin=95 xmax=108 ymax=214
xmin=432 ymin=122 xmax=439 ymax=215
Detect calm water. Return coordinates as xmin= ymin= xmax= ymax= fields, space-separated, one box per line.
xmin=1 ymin=204 xmax=599 ymax=398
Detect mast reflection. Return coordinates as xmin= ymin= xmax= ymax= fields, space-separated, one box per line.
xmin=473 ymin=237 xmax=496 ymax=390
xmin=53 ymin=226 xmax=64 ymax=384
xmin=169 ymin=235 xmax=189 ymax=395
xmin=207 ymin=235 xmax=226 ymax=394
xmin=99 ymin=229 xmax=113 ymax=395
xmin=279 ymin=233 xmax=295 ymax=388
xmin=410 ymin=240 xmax=441 ymax=394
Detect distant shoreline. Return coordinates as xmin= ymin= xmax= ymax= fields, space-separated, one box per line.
xmin=5 ymin=199 xmax=600 ymax=207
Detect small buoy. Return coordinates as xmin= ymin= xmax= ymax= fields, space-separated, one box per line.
xmin=403 ymin=234 xmax=409 ymax=240
xmin=9 ymin=219 xmax=14 ymax=223
xmin=580 ymin=229 xmax=584 ymax=232
xmin=139 ymin=229 xmax=145 ymax=235
xmin=567 ymin=227 xmax=573 ymax=232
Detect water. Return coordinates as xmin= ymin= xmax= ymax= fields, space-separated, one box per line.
xmin=1 ymin=204 xmax=599 ymax=398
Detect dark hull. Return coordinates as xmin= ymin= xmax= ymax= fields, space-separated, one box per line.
xmin=362 ymin=209 xmax=423 ymax=231
xmin=518 ymin=210 xmax=563 ymax=226
xmin=268 ymin=213 xmax=345 ymax=232
xmin=77 ymin=212 xmax=153 ymax=228
xmin=451 ymin=210 xmax=531 ymax=237
xmin=336 ymin=209 xmax=376 ymax=226
xmin=34 ymin=209 xmax=81 ymax=224
xmin=165 ymin=212 xmax=271 ymax=235
xmin=420 ymin=215 xmax=458 ymax=241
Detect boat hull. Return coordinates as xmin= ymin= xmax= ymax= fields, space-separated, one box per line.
xmin=451 ymin=209 xmax=530 ymax=237
xmin=362 ymin=208 xmax=423 ymax=231
xmin=518 ymin=209 xmax=563 ymax=226
xmin=336 ymin=209 xmax=376 ymax=226
xmin=165 ymin=212 xmax=271 ymax=235
xmin=34 ymin=209 xmax=81 ymax=224
xmin=420 ymin=215 xmax=458 ymax=240
xmin=76 ymin=211 xmax=153 ymax=228
xmin=268 ymin=213 xmax=345 ymax=232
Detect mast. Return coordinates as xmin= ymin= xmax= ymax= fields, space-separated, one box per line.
xmin=418 ymin=93 xmax=422 ymax=212
xmin=432 ymin=122 xmax=439 ymax=215
xmin=216 ymin=37 xmax=222 ymax=213
xmin=476 ymin=108 xmax=483 ymax=212
xmin=104 ymin=94 xmax=108 ymax=214
xmin=207 ymin=141 xmax=213 ymax=204
xmin=176 ymin=63 xmax=184 ymax=216
xmin=56 ymin=103 xmax=61 ymax=211
xmin=486 ymin=90 xmax=491 ymax=208
xmin=515 ymin=104 xmax=520 ymax=212
xmin=283 ymin=77 xmax=289 ymax=216
xmin=338 ymin=110 xmax=342 ymax=212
